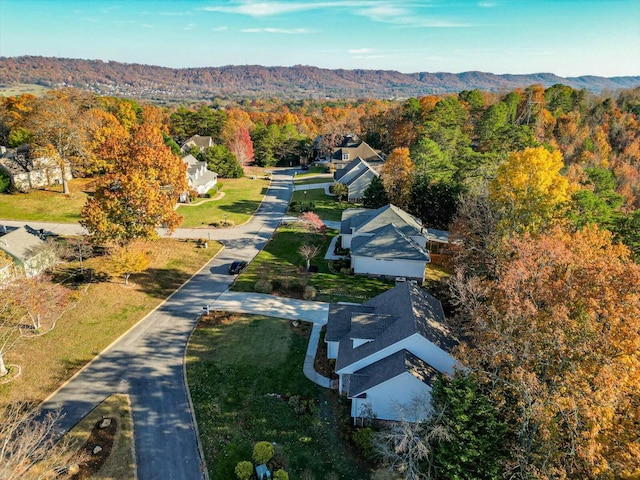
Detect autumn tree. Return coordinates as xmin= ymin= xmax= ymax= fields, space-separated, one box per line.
xmin=331 ymin=181 xmax=348 ymax=202
xmin=298 ymin=243 xmax=321 ymax=271
xmin=489 ymin=146 xmax=570 ymax=233
xmin=81 ymin=123 xmax=187 ymax=245
xmin=27 ymin=89 xmax=95 ymax=194
xmin=380 ymin=147 xmax=414 ymax=209
xmin=454 ymin=226 xmax=640 ymax=479
xmin=228 ymin=126 xmax=254 ymax=169
xmin=105 ymin=246 xmax=151 ymax=285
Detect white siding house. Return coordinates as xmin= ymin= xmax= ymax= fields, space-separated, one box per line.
xmin=325 ymin=282 xmax=457 ymax=422
xmin=339 ymin=205 xmax=430 ymax=282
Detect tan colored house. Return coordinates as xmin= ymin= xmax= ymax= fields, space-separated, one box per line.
xmin=0 ymin=145 xmax=72 ymax=192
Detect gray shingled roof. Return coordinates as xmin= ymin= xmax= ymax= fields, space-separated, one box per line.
xmin=340 ymin=204 xmax=425 ymax=240
xmin=348 ymin=349 xmax=439 ymax=397
xmin=350 ymin=224 xmax=430 ymax=261
xmin=350 ymin=313 xmax=397 ymax=340
xmin=334 ymin=282 xmax=456 ymax=371
xmin=334 ymin=157 xmax=364 ymax=181
xmin=326 ymin=303 xmax=374 ymax=342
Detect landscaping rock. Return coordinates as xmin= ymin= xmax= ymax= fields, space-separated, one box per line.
xmin=93 ymin=446 xmax=103 ymax=455
xmin=99 ymin=418 xmax=112 ymax=428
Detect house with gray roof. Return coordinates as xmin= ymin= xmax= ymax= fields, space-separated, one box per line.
xmin=325 ymin=282 xmax=457 ymax=422
xmin=330 ymin=136 xmax=384 ymax=171
xmin=0 ymin=226 xmax=55 ymax=277
xmin=340 ymin=204 xmax=430 ymax=282
xmin=333 ymin=157 xmax=379 ymax=202
xmin=180 ymin=154 xmax=218 ymax=200
xmin=180 ymin=135 xmax=215 ymax=154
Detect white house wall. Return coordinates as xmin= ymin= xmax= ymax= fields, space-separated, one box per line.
xmin=327 ymin=341 xmax=339 ymax=359
xmin=352 ymin=256 xmax=425 ymax=281
xmin=338 ymin=333 xmax=456 ymax=381
xmin=347 ymin=171 xmax=376 ymax=202
xmin=350 ymin=373 xmax=433 ymax=421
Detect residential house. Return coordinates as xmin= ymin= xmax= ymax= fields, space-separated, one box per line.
xmin=0 ymin=145 xmax=72 ymax=192
xmin=333 ymin=157 xmax=379 ymax=202
xmin=325 ymin=282 xmax=457 ymax=422
xmin=340 ymin=204 xmax=430 ymax=282
xmin=180 ymin=135 xmax=214 ymax=154
xmin=0 ymin=226 xmax=55 ymax=277
xmin=330 ymin=136 xmax=385 ymax=171
xmin=180 ymin=154 xmax=218 ymax=201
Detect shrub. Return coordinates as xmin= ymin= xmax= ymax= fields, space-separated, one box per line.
xmin=303 ymin=286 xmax=317 ymax=300
xmin=274 ymin=470 xmax=289 ymax=480
xmin=235 ymin=461 xmax=253 ymax=480
xmin=253 ymin=441 xmax=274 ymax=464
xmin=255 ymin=279 xmax=273 ymax=294
xmin=0 ymin=170 xmax=11 ymax=193
xmin=352 ymin=427 xmax=376 ymax=460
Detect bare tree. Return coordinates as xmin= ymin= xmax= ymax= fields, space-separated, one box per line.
xmin=0 ymin=403 xmax=85 ymax=480
xmin=298 ymin=243 xmax=321 ymax=271
xmin=375 ymin=396 xmax=450 ymax=480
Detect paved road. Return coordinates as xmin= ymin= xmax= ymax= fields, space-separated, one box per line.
xmin=38 ymin=169 xmax=295 ymax=480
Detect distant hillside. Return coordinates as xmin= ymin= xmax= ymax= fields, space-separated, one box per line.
xmin=1 ymin=56 xmax=639 ymax=101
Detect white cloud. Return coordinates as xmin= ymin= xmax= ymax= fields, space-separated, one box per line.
xmin=349 ymin=48 xmax=374 ymax=54
xmin=212 ymin=26 xmax=229 ymax=32
xmin=242 ymin=27 xmax=311 ymax=34
xmin=478 ymin=1 xmax=497 ymax=7
xmin=184 ymin=23 xmax=197 ymax=31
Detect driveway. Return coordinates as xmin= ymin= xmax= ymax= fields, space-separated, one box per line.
xmin=38 ymin=169 xmax=296 ymax=480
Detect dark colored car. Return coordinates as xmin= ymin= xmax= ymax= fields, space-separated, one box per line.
xmin=300 ymin=164 xmax=310 ymax=170
xmin=228 ymin=260 xmax=248 ymax=275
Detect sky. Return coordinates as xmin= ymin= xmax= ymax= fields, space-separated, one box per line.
xmin=0 ymin=0 xmax=639 ymax=77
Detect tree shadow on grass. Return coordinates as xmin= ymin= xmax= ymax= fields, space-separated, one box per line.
xmin=129 ymin=267 xmax=193 ymax=299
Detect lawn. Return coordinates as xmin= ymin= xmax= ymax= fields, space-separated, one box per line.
xmin=0 ymin=237 xmax=220 ymax=406
xmin=0 ymin=177 xmax=94 ymax=222
xmin=289 ymin=188 xmax=353 ymax=222
xmin=293 ymin=166 xmax=329 ymax=178
xmin=186 ymin=312 xmax=369 ymax=480
xmin=293 ymin=175 xmax=333 ymax=186
xmin=232 ymin=223 xmax=393 ymax=303
xmin=176 ymin=176 xmax=270 ymax=228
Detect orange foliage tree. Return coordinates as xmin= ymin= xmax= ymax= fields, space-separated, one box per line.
xmin=454 ymin=226 xmax=640 ymax=479
xmin=81 ymin=124 xmax=187 ymax=245
xmin=380 ymin=147 xmax=414 ymax=209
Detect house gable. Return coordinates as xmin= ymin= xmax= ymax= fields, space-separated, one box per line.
xmin=0 ymin=226 xmax=53 ymax=277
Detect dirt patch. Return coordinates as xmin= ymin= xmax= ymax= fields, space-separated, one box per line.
xmin=71 ymin=417 xmax=117 ymax=479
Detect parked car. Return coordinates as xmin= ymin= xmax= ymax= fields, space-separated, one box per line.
xmin=300 ymin=164 xmax=310 ymax=170
xmin=228 ymin=260 xmax=248 ymax=275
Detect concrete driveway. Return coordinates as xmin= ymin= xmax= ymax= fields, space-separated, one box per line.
xmin=209 ymin=291 xmax=329 ymax=325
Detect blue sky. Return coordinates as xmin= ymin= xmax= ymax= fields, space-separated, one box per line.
xmin=0 ymin=0 xmax=638 ymax=77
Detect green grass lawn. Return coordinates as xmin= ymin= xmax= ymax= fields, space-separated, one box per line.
xmin=177 ymin=177 xmax=270 ymax=228
xmin=293 ymin=176 xmax=333 ymax=186
xmin=0 ymin=238 xmax=220 ymax=406
xmin=0 ymin=177 xmax=94 ymax=222
xmin=186 ymin=312 xmax=369 ymax=480
xmin=232 ymin=223 xmax=393 ymax=303
xmin=289 ymin=189 xmax=353 ymax=222
xmin=293 ymin=166 xmax=329 ymax=177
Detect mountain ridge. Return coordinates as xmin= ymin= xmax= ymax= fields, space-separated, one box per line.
xmin=1 ymin=56 xmax=638 ymax=101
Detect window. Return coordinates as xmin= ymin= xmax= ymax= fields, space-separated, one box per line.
xmin=342 ymin=153 xmax=349 ymax=160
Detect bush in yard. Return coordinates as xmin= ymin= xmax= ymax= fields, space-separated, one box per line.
xmin=255 ymin=279 xmax=273 ymax=293
xmin=0 ymin=170 xmax=11 ymax=193
xmin=303 ymin=286 xmax=317 ymax=300
xmin=235 ymin=461 xmax=253 ymax=480
xmin=253 ymin=441 xmax=275 ymax=465
xmin=352 ymin=427 xmax=376 ymax=460
xmin=274 ymin=469 xmax=289 ymax=480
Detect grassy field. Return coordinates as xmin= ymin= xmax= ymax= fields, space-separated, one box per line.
xmin=232 ymin=223 xmax=393 ymax=303
xmin=187 ymin=312 xmax=368 ymax=480
xmin=0 ymin=83 xmax=49 ymax=97
xmin=0 ymin=238 xmax=220 ymax=406
xmin=293 ymin=166 xmax=329 ymax=178
xmin=176 ymin=176 xmax=270 ymax=228
xmin=289 ymin=188 xmax=352 ymax=222
xmin=0 ymin=177 xmax=94 ymax=222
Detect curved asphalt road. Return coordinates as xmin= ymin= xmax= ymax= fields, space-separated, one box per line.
xmin=37 ymin=169 xmax=295 ymax=480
